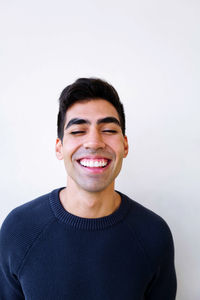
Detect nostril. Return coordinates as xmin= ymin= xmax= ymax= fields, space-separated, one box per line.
xmin=83 ymin=141 xmax=105 ymax=149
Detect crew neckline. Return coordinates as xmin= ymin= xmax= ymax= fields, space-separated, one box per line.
xmin=49 ymin=187 xmax=131 ymax=231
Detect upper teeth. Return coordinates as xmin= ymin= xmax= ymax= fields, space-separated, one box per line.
xmin=79 ymin=159 xmax=108 ymax=167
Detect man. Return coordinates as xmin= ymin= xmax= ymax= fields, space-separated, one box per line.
xmin=0 ymin=78 xmax=177 ymax=299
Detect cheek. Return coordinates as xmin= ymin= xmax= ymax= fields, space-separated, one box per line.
xmin=62 ymin=141 xmax=83 ymax=162
xmin=63 ymin=139 xmax=81 ymax=152
xmin=107 ymin=137 xmax=125 ymax=153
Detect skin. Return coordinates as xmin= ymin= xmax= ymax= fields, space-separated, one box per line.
xmin=55 ymin=99 xmax=128 ymax=218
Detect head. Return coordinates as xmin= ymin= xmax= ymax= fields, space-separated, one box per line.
xmin=57 ymin=78 xmax=126 ymax=142
xmin=56 ymin=78 xmax=128 ymax=193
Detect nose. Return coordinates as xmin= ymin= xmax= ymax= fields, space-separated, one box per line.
xmin=83 ymin=129 xmax=105 ymax=150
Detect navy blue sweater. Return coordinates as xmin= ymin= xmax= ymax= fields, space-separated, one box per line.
xmin=0 ymin=188 xmax=176 ymax=299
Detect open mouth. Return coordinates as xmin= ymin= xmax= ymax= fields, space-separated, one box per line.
xmin=77 ymin=158 xmax=111 ymax=168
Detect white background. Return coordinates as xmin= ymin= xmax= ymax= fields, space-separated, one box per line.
xmin=0 ymin=0 xmax=200 ymax=299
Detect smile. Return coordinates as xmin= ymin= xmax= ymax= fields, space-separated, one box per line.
xmin=78 ymin=158 xmax=110 ymax=168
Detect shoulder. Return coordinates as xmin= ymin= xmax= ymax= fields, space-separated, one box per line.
xmin=0 ymin=189 xmax=58 ymax=274
xmin=121 ymin=193 xmax=175 ymax=265
xmin=1 ymin=190 xmax=55 ymax=235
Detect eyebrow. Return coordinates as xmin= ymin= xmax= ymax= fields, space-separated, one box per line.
xmin=65 ymin=117 xmax=121 ymax=130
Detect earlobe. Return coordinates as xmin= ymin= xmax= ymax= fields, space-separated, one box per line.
xmin=55 ymin=138 xmax=63 ymax=160
xmin=123 ymin=136 xmax=129 ymax=158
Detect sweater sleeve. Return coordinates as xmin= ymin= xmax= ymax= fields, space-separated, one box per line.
xmin=0 ymin=267 xmax=24 ymax=299
xmin=0 ymin=213 xmax=25 ymax=299
xmin=144 ymin=223 xmax=177 ymax=299
xmin=0 ymin=193 xmax=53 ymax=299
xmin=125 ymin=198 xmax=177 ymax=299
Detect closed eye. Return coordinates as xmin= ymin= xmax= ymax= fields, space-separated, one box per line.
xmin=102 ymin=130 xmax=117 ymax=133
xmin=70 ymin=129 xmax=118 ymax=135
xmin=70 ymin=131 xmax=86 ymax=135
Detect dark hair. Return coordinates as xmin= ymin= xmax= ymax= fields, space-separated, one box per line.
xmin=57 ymin=78 xmax=126 ymax=140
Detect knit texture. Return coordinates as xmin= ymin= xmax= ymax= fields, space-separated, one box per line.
xmin=0 ymin=188 xmax=177 ymax=299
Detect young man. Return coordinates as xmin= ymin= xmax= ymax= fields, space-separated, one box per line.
xmin=0 ymin=78 xmax=177 ymax=299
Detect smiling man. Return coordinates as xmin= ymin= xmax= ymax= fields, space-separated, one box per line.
xmin=56 ymin=99 xmax=128 ymax=219
xmin=0 ymin=78 xmax=177 ymax=299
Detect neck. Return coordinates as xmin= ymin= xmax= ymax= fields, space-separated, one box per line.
xmin=59 ymin=179 xmax=121 ymax=219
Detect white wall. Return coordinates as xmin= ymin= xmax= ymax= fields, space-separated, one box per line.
xmin=0 ymin=0 xmax=199 ymax=299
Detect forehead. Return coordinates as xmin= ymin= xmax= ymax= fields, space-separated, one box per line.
xmin=65 ymin=99 xmax=120 ymax=122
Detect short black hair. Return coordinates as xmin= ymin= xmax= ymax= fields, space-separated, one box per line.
xmin=57 ymin=78 xmax=126 ymax=140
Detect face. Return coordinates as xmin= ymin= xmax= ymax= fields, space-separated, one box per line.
xmin=56 ymin=99 xmax=128 ymax=193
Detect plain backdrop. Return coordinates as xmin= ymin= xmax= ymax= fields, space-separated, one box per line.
xmin=0 ymin=0 xmax=200 ymax=299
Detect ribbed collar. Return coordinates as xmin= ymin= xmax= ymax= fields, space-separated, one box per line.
xmin=49 ymin=187 xmax=131 ymax=231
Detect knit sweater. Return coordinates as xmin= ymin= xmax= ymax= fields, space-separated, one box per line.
xmin=0 ymin=187 xmax=176 ymax=299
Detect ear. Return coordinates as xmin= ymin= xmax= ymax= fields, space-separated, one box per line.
xmin=123 ymin=136 xmax=129 ymax=158
xmin=55 ymin=138 xmax=63 ymax=160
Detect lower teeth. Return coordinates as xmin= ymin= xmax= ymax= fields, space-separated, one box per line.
xmin=83 ymin=165 xmax=105 ymax=168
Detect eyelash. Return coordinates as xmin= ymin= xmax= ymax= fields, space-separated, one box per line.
xmin=102 ymin=130 xmax=117 ymax=133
